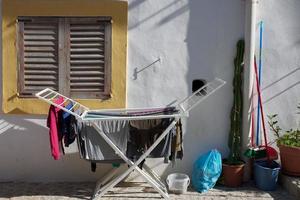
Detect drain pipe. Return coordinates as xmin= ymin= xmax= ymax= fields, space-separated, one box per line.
xmin=242 ymin=0 xmax=258 ymax=181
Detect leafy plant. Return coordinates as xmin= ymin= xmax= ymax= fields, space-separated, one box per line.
xmin=277 ymin=130 xmax=300 ymax=147
xmin=227 ymin=39 xmax=244 ymax=165
xmin=268 ymin=103 xmax=300 ymax=148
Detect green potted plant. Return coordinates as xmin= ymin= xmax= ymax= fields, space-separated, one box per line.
xmin=268 ymin=103 xmax=300 ymax=176
xmin=222 ymin=39 xmax=245 ymax=187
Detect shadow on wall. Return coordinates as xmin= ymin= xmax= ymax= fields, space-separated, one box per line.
xmin=0 ymin=115 xmax=50 ymax=181
xmin=262 ymin=68 xmax=300 ymax=105
xmin=0 ymin=0 xmax=113 ymax=182
xmin=160 ymin=0 xmax=245 ymax=178
xmin=128 ymin=0 xmax=189 ymax=30
xmin=250 ymin=66 xmax=300 ymax=110
xmin=0 ymin=114 xmax=112 ymax=182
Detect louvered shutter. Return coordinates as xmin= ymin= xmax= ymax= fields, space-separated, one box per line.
xmin=67 ymin=18 xmax=111 ymax=99
xmin=17 ymin=17 xmax=112 ymax=99
xmin=18 ymin=17 xmax=59 ymax=97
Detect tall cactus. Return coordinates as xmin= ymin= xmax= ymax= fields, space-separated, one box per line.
xmin=228 ymin=39 xmax=245 ymax=164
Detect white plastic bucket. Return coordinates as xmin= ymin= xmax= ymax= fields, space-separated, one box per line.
xmin=166 ymin=173 xmax=190 ymax=194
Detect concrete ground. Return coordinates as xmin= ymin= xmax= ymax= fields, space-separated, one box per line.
xmin=0 ymin=181 xmax=296 ymax=200
xmin=280 ymin=175 xmax=300 ymax=199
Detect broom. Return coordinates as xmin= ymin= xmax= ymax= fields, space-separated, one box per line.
xmin=244 ymin=56 xmax=267 ymax=159
xmin=244 ymin=21 xmax=269 ymax=159
xmin=244 ymin=56 xmax=278 ymax=160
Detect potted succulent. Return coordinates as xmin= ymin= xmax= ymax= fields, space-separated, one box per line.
xmin=222 ymin=39 xmax=245 ymax=187
xmin=268 ymin=103 xmax=300 ymax=176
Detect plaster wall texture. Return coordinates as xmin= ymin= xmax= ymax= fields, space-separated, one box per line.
xmin=126 ymin=0 xmax=245 ymax=180
xmin=0 ymin=0 xmax=245 ymax=182
xmin=255 ymin=0 xmax=300 ymax=148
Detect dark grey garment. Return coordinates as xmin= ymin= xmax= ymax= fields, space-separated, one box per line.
xmin=126 ymin=118 xmax=174 ymax=163
xmin=130 ymin=119 xmax=162 ymax=129
xmin=93 ymin=120 xmax=129 ymax=153
xmin=78 ymin=120 xmax=129 ymax=162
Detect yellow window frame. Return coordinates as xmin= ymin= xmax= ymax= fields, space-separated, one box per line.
xmin=2 ymin=0 xmax=128 ymax=114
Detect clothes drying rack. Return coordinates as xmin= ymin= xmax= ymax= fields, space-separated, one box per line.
xmin=36 ymin=78 xmax=225 ymax=199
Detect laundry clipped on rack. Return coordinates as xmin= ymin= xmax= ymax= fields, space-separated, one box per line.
xmin=77 ymin=118 xmax=183 ymax=168
xmin=47 ymin=97 xmax=64 ymax=160
xmin=126 ymin=118 xmax=183 ymax=167
xmin=46 ymin=96 xmax=80 ymax=160
xmin=36 ymin=78 xmax=226 ymax=199
xmin=44 ymin=91 xmax=184 ymax=174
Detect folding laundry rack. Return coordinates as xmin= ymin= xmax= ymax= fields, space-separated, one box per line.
xmin=36 ymin=78 xmax=225 ymax=199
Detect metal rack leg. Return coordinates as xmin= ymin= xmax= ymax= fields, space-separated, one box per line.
xmin=143 ymin=164 xmax=167 ymax=191
xmin=92 ymin=164 xmax=127 ymax=198
xmin=95 ymin=163 xmax=169 ymax=199
xmin=91 ymin=120 xmax=177 ymax=199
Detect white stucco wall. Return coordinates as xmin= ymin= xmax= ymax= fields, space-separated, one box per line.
xmin=127 ymin=0 xmax=245 ymax=179
xmin=256 ymin=0 xmax=300 ymax=147
xmin=0 ymin=0 xmax=246 ymax=182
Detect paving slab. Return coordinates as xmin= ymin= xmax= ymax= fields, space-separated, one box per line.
xmin=280 ymin=174 xmax=300 ymax=199
xmin=0 ymin=181 xmax=296 ymax=200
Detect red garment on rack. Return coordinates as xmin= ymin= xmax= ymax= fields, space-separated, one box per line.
xmin=47 ymin=97 xmax=64 ymax=160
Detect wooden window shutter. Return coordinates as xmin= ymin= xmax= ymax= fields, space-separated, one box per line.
xmin=17 ymin=17 xmax=59 ymax=97
xmin=67 ymin=17 xmax=112 ymax=99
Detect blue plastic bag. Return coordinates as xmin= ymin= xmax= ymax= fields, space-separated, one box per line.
xmin=192 ymin=149 xmax=222 ymax=193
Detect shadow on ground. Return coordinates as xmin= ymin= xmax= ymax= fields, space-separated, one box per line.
xmin=0 ymin=182 xmax=94 ymax=199
xmin=0 ymin=181 xmax=296 ymax=200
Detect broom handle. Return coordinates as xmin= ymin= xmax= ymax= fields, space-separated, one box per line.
xmin=251 ymin=89 xmax=255 ymax=147
xmin=254 ymin=57 xmax=269 ymax=151
xmin=256 ymin=21 xmax=264 ymax=146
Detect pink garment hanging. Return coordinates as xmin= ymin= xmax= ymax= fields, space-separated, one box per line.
xmin=47 ymin=96 xmax=64 ymax=160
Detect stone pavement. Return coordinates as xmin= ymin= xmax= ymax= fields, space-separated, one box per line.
xmin=280 ymin=175 xmax=300 ymax=199
xmin=0 ymin=181 xmax=296 ymax=200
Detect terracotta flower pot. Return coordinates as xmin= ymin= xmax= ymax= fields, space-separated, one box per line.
xmin=279 ymin=144 xmax=300 ymax=176
xmin=222 ymin=163 xmax=245 ymax=187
